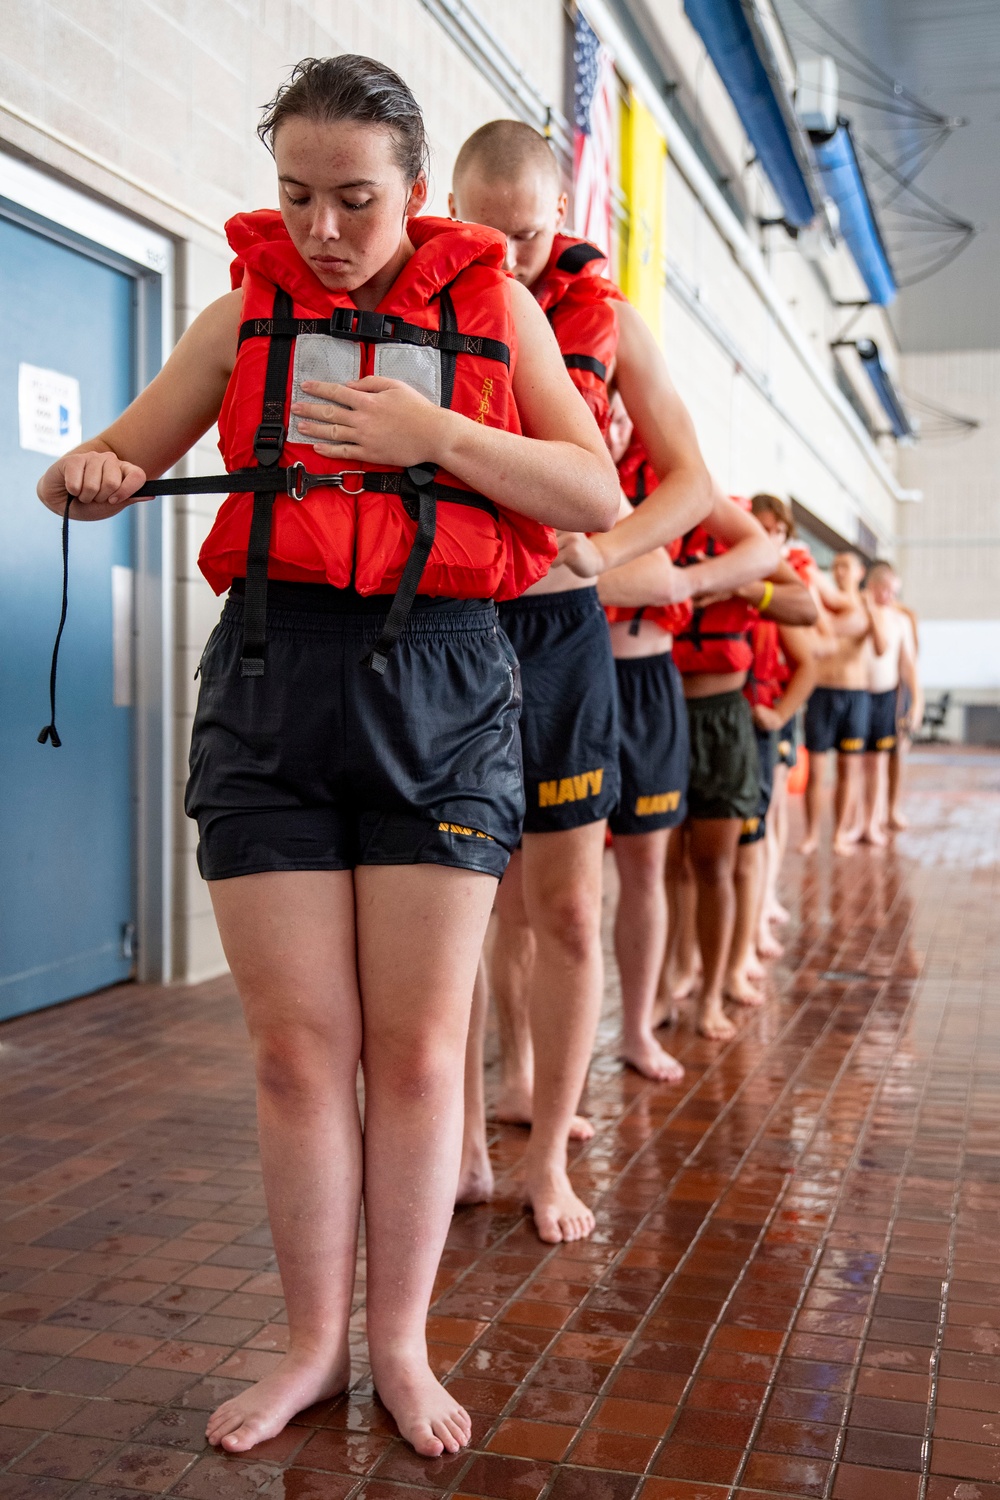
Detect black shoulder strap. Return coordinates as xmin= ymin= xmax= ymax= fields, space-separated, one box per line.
xmin=555 ymin=242 xmax=605 ymax=273
xmin=240 ymin=288 xmax=295 ymax=677
xmin=563 ymin=353 xmax=607 ymax=381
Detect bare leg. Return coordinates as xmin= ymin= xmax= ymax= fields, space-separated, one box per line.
xmin=613 ymin=830 xmax=684 ymax=1082
xmin=800 ymin=750 xmax=825 ymax=853
xmin=725 ymin=840 xmax=766 ymax=1006
xmin=655 ymin=826 xmax=699 ymax=1023
xmin=457 ymin=958 xmax=494 ymax=1206
xmin=489 ymin=854 xmax=535 ymax=1125
xmin=860 ymin=753 xmax=888 ymax=846
xmin=489 ymin=861 xmax=592 ymax=1141
xmin=888 ymin=738 xmax=909 ymax=829
xmin=358 ymin=863 xmax=496 ymax=1457
xmin=689 ymin=818 xmax=742 ymax=1040
xmin=761 ymin=764 xmax=790 ymax=929
xmin=519 ymin=823 xmax=606 ymax=1243
xmin=204 ymin=871 xmax=363 ymax=1455
xmin=833 ymin=754 xmax=864 ymax=854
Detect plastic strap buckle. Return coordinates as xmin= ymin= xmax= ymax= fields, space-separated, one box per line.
xmin=253 ymin=421 xmax=286 ymax=467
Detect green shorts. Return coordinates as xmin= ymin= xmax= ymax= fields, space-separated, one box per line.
xmin=685 ymin=689 xmax=761 ymax=822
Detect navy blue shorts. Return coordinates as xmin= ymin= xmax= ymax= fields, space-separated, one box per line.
xmin=804 ymin=686 xmax=870 ymax=755
xmin=610 ymin=652 xmax=689 ymax=835
xmin=186 ymin=583 xmax=524 ymax=881
xmin=498 ymin=587 xmax=620 ymax=833
xmin=867 ymin=688 xmax=898 ymax=752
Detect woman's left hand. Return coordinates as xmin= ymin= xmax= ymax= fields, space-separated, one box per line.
xmin=292 ymin=377 xmax=449 ymax=468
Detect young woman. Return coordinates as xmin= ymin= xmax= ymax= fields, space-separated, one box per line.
xmin=36 ymin=56 xmax=618 ymax=1459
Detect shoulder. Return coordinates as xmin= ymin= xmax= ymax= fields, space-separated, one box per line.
xmin=189 ymin=290 xmax=243 ymax=374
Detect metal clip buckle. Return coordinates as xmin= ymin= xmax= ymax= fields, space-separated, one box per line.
xmin=285 ymin=462 xmax=309 ymax=501
xmin=335 ymin=471 xmax=366 ymax=495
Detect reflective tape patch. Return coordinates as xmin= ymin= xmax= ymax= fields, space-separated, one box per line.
xmin=438 ymin=822 xmax=495 ymax=841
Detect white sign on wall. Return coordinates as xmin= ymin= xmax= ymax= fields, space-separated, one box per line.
xmin=18 ymin=362 xmax=82 ymax=456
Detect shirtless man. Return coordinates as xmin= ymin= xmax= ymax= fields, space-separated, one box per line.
xmin=450 ymin=121 xmax=720 ymax=1241
xmin=801 ymin=550 xmax=887 ymax=854
xmin=859 ymin=561 xmax=922 ymax=844
xmin=888 ymin=585 xmax=922 ymax=831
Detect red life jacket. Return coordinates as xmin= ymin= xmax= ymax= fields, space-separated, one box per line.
xmin=532 ymin=235 xmax=623 ymax=435
xmin=604 ymin=435 xmax=693 ymax=637
xmin=671 ymin=526 xmax=756 ymax=675
xmin=744 ymin=619 xmax=788 ymax=708
xmin=198 ymin=210 xmax=556 ymax=604
xmin=785 ymin=543 xmax=816 ymax=586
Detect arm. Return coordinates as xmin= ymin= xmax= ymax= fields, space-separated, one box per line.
xmin=294 ymin=278 xmax=619 ymax=534
xmin=737 ymin=558 xmax=818 ymax=625
xmin=755 ymin=625 xmax=818 ymax=729
xmin=37 ymin=291 xmax=242 ymax=519
xmin=555 ymin=299 xmax=712 ymax=578
xmin=899 ymin=634 xmax=924 ymax=729
xmin=673 ymin=488 xmax=779 ymax=603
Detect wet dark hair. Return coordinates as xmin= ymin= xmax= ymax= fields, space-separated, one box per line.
xmin=750 ymin=492 xmax=795 ymax=538
xmin=258 ymin=55 xmax=429 ymax=183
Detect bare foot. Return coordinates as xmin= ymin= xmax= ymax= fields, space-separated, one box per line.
xmin=206 ymin=1348 xmax=350 ymax=1453
xmin=373 ymin=1354 xmax=472 ymax=1457
xmin=840 ymin=823 xmax=863 ymax=846
xmin=491 ymin=1084 xmax=593 ymax=1141
xmin=522 ymin=1161 xmax=595 ymax=1243
xmin=745 ymin=949 xmax=767 ymax=981
xmin=765 ymin=899 xmax=790 ymax=926
xmin=756 ymin=929 xmax=784 ymax=960
xmin=724 ymin=969 xmax=765 ymax=1008
xmin=619 ymin=1032 xmax=685 ymax=1083
xmin=698 ymin=997 xmax=737 ymax=1040
xmin=888 ymin=809 xmax=908 ymax=831
xmin=455 ymin=1142 xmax=494 ymax=1207
xmin=832 ymin=835 xmax=858 ymax=856
xmin=859 ymin=824 xmax=888 ymax=847
xmin=798 ymin=834 xmax=819 ymax=854
xmin=652 ymin=998 xmax=679 ymax=1029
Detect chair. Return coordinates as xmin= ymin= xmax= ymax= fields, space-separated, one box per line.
xmin=915 ymin=691 xmax=950 ymax=743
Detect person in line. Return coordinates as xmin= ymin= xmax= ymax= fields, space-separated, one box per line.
xmin=726 ymin=585 xmax=817 ymax=1003
xmin=36 ymin=57 xmax=619 ymax=1457
xmin=888 ymin=580 xmax=922 ymax=831
xmin=651 ymin=495 xmax=786 ymax=1041
xmin=748 ymin=496 xmax=825 ymax=938
xmin=450 ymin=120 xmax=719 ymax=1241
xmin=801 ymin=550 xmax=887 ymax=855
xmin=856 ymin=560 xmax=922 ymax=843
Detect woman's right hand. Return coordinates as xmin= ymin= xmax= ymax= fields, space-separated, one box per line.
xmin=37 ymin=449 xmax=147 ymax=521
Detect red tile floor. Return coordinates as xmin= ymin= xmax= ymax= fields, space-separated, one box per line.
xmin=2 ymin=746 xmax=1000 ymax=1500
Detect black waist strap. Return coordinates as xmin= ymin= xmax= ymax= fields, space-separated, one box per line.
xmin=133 ymin=465 xmax=497 ymax=520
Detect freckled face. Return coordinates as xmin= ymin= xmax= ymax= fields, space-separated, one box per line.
xmin=452 ymin=167 xmax=566 ymax=287
xmin=274 ymin=117 xmax=425 ymax=293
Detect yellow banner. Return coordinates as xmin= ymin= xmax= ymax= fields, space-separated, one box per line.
xmin=621 ymin=89 xmax=666 ymax=339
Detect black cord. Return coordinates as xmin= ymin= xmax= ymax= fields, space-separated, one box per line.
xmin=37 ymin=497 xmax=71 ymax=748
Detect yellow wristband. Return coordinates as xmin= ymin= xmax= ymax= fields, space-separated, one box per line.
xmin=759 ymin=580 xmax=774 ymax=613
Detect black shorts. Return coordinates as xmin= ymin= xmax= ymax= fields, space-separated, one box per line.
xmin=185 ymin=583 xmax=524 ymax=881
xmin=867 ymin=688 xmax=898 ymax=752
xmin=610 ymin=653 xmax=689 ymax=835
xmin=686 ymin=689 xmax=761 ymax=822
xmin=498 ymin=587 xmax=619 ymax=834
xmin=740 ymin=727 xmax=776 ymax=845
xmin=804 ymin=686 xmax=870 ymax=755
xmin=777 ymin=716 xmax=797 ymax=769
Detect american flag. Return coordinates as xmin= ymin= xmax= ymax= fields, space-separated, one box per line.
xmin=573 ymin=11 xmax=616 ymax=259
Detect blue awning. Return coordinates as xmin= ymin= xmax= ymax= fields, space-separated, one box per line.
xmin=856 ymin=339 xmax=912 ymax=438
xmin=684 ymin=0 xmax=817 ymax=227
xmin=812 ymin=122 xmax=896 ymax=306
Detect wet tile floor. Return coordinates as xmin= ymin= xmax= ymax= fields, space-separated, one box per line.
xmin=2 ymin=747 xmax=1000 ymax=1500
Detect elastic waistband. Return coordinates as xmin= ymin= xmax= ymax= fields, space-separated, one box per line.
xmin=498 ymin=584 xmax=599 ymax=616
xmin=685 ymin=687 xmax=748 ymax=711
xmin=222 ymin=585 xmax=497 ymax=637
xmin=614 ymin=650 xmax=678 ymax=673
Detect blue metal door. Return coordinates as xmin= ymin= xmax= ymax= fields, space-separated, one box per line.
xmin=0 ymin=213 xmax=136 ymax=1020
